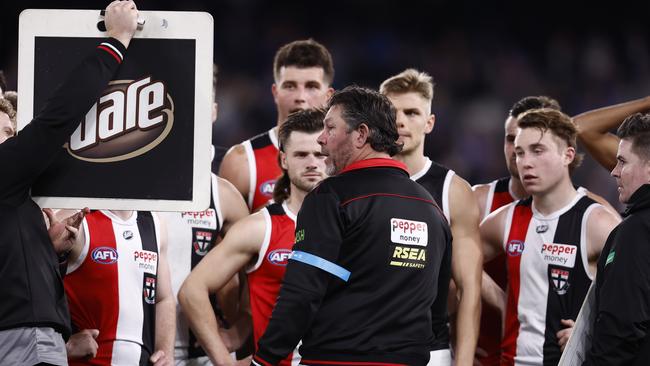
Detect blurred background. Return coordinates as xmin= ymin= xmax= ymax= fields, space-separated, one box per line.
xmin=3 ymin=0 xmax=650 ymax=210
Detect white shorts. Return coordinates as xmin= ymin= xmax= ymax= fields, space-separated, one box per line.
xmin=427 ymin=348 xmax=452 ymax=366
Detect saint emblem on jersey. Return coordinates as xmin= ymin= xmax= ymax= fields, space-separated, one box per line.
xmin=143 ymin=276 xmax=157 ymax=304
xmin=506 ymin=240 xmax=525 ymax=256
xmin=536 ymin=224 xmax=549 ymax=233
xmin=551 ymin=268 xmax=570 ymax=295
xmin=123 ymin=230 xmax=133 ymax=240
xmin=193 ymin=230 xmax=213 ymax=256
xmin=259 ymin=179 xmax=276 ymax=198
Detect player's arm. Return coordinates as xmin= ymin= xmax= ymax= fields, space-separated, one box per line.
xmin=151 ymin=215 xmax=175 ymax=366
xmin=479 ymin=205 xmax=510 ymax=312
xmin=585 ymin=205 xmax=620 ymax=275
xmin=573 ymin=96 xmax=650 ymax=171
xmin=179 ymin=212 xmax=265 ymax=366
xmin=583 ymin=189 xmax=620 ymax=219
xmin=217 ymin=176 xmax=250 ymax=234
xmin=219 ymin=144 xmax=251 ymax=209
xmin=471 ymin=183 xmax=492 ymax=221
xmin=448 ymin=176 xmax=483 ymax=366
xmin=480 ymin=204 xmax=509 ymax=263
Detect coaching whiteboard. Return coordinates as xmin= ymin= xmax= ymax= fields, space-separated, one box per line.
xmin=18 ymin=9 xmax=213 ymax=211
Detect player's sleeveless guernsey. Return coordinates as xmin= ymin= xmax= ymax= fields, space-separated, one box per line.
xmin=246 ymin=202 xmax=300 ymax=366
xmin=501 ymin=194 xmax=599 ymax=366
xmin=485 ymin=177 xmax=516 ymax=218
xmin=411 ymin=157 xmax=454 ymax=353
xmin=157 ymin=174 xmax=224 ymax=359
xmin=242 ymin=129 xmax=281 ymax=211
xmin=64 ymin=210 xmax=161 ymax=366
xmin=479 ymin=176 xmax=516 ymax=366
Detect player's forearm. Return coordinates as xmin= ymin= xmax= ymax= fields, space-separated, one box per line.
xmin=154 ymin=295 xmax=176 ymax=358
xmin=178 ymin=284 xmax=234 ymax=365
xmin=574 ymin=96 xmax=650 ymax=135
xmin=453 ymin=282 xmax=481 ymax=366
xmin=481 ymin=271 xmax=506 ymax=313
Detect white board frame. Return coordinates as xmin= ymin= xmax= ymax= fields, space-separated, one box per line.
xmin=17 ymin=9 xmax=213 ymax=211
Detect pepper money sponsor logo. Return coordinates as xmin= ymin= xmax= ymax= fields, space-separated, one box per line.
xmin=541 ymin=243 xmax=577 ymax=268
xmin=181 ymin=209 xmax=217 ymax=229
xmin=66 ymin=76 xmax=174 ymax=162
xmin=133 ymin=249 xmax=158 ymax=275
xmin=389 ymin=218 xmax=428 ymax=269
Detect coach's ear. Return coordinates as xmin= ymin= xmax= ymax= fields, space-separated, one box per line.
xmin=353 ymin=123 xmax=370 ymax=148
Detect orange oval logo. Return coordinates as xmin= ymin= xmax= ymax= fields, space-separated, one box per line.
xmin=66 ymin=77 xmax=174 ymax=162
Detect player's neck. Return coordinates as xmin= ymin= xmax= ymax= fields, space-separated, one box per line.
xmin=509 ymin=176 xmax=529 ymax=200
xmin=285 ymin=189 xmax=307 ymax=216
xmin=531 ymin=178 xmax=577 ymax=216
xmin=108 ymin=210 xmax=135 ymax=221
xmin=394 ymin=150 xmax=428 ymax=177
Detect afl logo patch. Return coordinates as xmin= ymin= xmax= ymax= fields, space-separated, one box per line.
xmin=506 ymin=240 xmax=525 ymax=257
xmin=259 ymin=180 xmax=276 ymax=198
xmin=91 ymin=247 xmax=118 ymax=264
xmin=267 ymin=249 xmax=292 ymax=266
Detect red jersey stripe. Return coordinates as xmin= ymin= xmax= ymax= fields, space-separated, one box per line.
xmin=501 ymin=204 xmax=533 ymax=365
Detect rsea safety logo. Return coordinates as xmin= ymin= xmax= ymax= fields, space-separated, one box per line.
xmin=67 ymin=76 xmax=174 ymax=162
xmin=91 ymin=246 xmax=118 ymax=264
xmin=268 ymin=249 xmax=292 ymax=266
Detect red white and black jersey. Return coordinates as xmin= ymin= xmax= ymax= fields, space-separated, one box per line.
xmin=484 ymin=177 xmax=516 ymax=219
xmin=480 ymin=176 xmax=515 ymax=366
xmin=242 ymin=129 xmax=281 ymax=211
xmin=411 ymin=157 xmax=454 ymax=352
xmin=157 ymin=174 xmax=224 ymax=359
xmin=64 ymin=210 xmax=161 ymax=366
xmin=247 ymin=202 xmax=300 ymax=366
xmin=501 ymin=193 xmax=599 ymax=366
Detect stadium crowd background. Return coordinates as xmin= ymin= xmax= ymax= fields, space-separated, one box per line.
xmin=3 ymin=0 xmax=650 ymax=210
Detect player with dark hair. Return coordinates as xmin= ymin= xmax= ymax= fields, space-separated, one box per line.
xmin=219 ymin=39 xmax=334 ymax=211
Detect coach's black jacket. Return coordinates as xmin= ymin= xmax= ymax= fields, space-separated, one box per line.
xmin=583 ymin=184 xmax=650 ymax=365
xmin=0 ymin=38 xmax=126 ymax=338
xmin=253 ymin=158 xmax=452 ymax=366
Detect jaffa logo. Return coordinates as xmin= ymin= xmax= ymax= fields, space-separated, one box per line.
xmin=66 ymin=76 xmax=174 ymax=162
